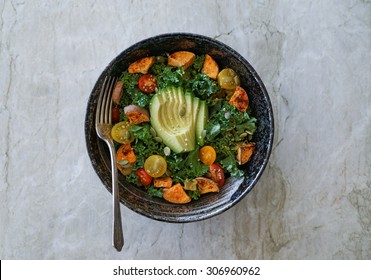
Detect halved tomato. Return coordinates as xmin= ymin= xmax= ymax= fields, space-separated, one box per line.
xmin=209 ymin=163 xmax=225 ymax=187
xmin=111 ymin=121 xmax=135 ymax=144
xmin=199 ymin=146 xmax=217 ymax=166
xmin=217 ymin=68 xmax=240 ymax=90
xmin=144 ymin=155 xmax=167 ymax=178
xmin=135 ymin=168 xmax=152 ymax=186
xmin=111 ymin=106 xmax=121 ymax=124
xmin=138 ymin=74 xmax=157 ymax=93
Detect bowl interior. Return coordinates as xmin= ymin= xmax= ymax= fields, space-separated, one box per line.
xmin=85 ymin=33 xmax=274 ymax=222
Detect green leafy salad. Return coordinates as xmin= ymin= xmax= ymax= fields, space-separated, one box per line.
xmin=109 ymin=51 xmax=257 ymax=204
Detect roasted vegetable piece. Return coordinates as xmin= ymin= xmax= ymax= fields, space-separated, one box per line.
xmin=163 ymin=183 xmax=191 ymax=204
xmin=236 ymin=142 xmax=256 ymax=165
xmin=228 ymin=86 xmax=249 ymax=112
xmin=128 ymin=56 xmax=156 ymax=74
xmin=195 ymin=177 xmax=219 ymax=194
xmin=116 ymin=143 xmax=136 ymax=165
xmin=116 ymin=144 xmax=134 ymax=176
xmin=201 ymin=54 xmax=219 ymax=79
xmin=124 ymin=105 xmax=150 ymax=124
xmin=153 ymin=177 xmax=172 ymax=188
xmin=112 ymin=81 xmax=124 ymax=104
xmin=167 ymin=51 xmax=196 ymax=70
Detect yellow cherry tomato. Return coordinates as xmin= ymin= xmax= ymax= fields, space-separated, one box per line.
xmin=144 ymin=155 xmax=167 ymax=178
xmin=217 ymin=68 xmax=240 ymax=90
xmin=111 ymin=121 xmax=135 ymax=144
xmin=199 ymin=146 xmax=217 ymax=166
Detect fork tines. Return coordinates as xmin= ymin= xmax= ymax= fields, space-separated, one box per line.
xmin=96 ymin=76 xmax=117 ymax=125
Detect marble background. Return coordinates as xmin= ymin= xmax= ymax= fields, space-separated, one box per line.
xmin=1 ymin=0 xmax=370 ymax=259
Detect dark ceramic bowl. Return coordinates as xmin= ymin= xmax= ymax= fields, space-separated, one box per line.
xmin=85 ymin=33 xmax=274 ymax=223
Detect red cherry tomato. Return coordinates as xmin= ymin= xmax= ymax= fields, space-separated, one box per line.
xmin=209 ymin=163 xmax=225 ymax=187
xmin=138 ymin=74 xmax=157 ymax=93
xmin=112 ymin=106 xmax=121 ymax=124
xmin=135 ymin=168 xmax=152 ymax=186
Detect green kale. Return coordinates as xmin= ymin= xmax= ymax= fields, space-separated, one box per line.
xmin=124 ymin=124 xmax=165 ymax=186
xmin=192 ymin=55 xmax=205 ymax=71
xmin=150 ymin=61 xmax=167 ymax=75
xmin=188 ymin=73 xmax=220 ymax=101
xmin=128 ymin=124 xmax=164 ymax=174
xmin=165 ymin=153 xmax=185 ymax=176
xmin=220 ymin=155 xmax=244 ymax=177
xmin=132 ymin=92 xmax=151 ymax=108
xmin=172 ymin=147 xmax=208 ymax=182
xmin=120 ymin=71 xmax=139 ymax=89
xmin=146 ymin=185 xmax=163 ymax=198
xmin=186 ymin=189 xmax=201 ymax=200
xmin=155 ymin=66 xmax=185 ymax=89
xmin=203 ymin=99 xmax=257 ymax=178
xmin=118 ymin=71 xmax=151 ymax=107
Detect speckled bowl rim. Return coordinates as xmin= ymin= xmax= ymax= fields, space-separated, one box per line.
xmin=85 ymin=33 xmax=274 ymax=223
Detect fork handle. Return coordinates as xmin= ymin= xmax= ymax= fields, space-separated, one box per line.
xmin=107 ymin=140 xmax=124 ymax=251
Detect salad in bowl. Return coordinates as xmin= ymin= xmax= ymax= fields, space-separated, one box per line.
xmin=85 ymin=33 xmax=273 ymax=222
xmin=110 ymin=51 xmax=257 ymax=204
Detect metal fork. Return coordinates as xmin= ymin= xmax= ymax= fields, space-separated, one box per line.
xmin=95 ymin=76 xmax=124 ymax=251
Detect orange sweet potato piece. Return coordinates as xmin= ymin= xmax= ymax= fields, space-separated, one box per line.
xmin=229 ymin=86 xmax=249 ymax=112
xmin=236 ymin=142 xmax=255 ymax=165
xmin=128 ymin=56 xmax=156 ymax=74
xmin=167 ymin=51 xmax=195 ymax=70
xmin=116 ymin=143 xmax=136 ymax=164
xmin=124 ymin=105 xmax=150 ymax=124
xmin=195 ymin=177 xmax=219 ymax=194
xmin=162 ymin=183 xmax=191 ymax=204
xmin=201 ymin=54 xmax=219 ymax=79
xmin=153 ymin=177 xmax=172 ymax=188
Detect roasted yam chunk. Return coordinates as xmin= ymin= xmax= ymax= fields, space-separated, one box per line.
xmin=153 ymin=177 xmax=172 ymax=188
xmin=128 ymin=56 xmax=156 ymax=74
xmin=116 ymin=143 xmax=136 ymax=164
xmin=228 ymin=86 xmax=249 ymax=112
xmin=163 ymin=183 xmax=191 ymax=204
xmin=167 ymin=51 xmax=195 ymax=70
xmin=237 ymin=142 xmax=256 ymax=165
xmin=116 ymin=143 xmax=135 ymax=175
xmin=196 ymin=177 xmax=219 ymax=194
xmin=124 ymin=105 xmax=150 ymax=124
xmin=201 ymin=54 xmax=219 ymax=79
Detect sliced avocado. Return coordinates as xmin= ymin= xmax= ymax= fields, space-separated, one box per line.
xmin=191 ymin=95 xmax=200 ymax=128
xmin=185 ymin=89 xmax=201 ymax=128
xmin=150 ymin=87 xmax=196 ymax=153
xmin=196 ymin=100 xmax=208 ymax=146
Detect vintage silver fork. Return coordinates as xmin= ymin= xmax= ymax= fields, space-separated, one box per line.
xmin=95 ymin=76 xmax=124 ymax=251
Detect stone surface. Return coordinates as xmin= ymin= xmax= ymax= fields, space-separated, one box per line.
xmin=0 ymin=0 xmax=370 ymax=259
